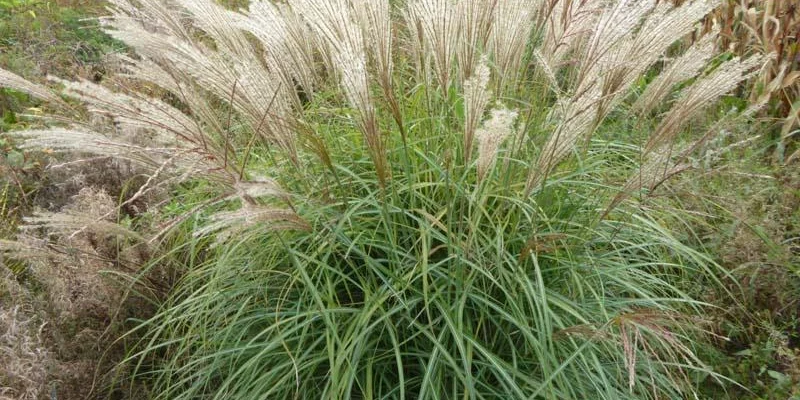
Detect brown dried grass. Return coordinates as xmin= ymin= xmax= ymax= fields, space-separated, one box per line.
xmin=697 ymin=0 xmax=800 ymax=161
xmin=1 ymin=186 xmax=156 ymax=400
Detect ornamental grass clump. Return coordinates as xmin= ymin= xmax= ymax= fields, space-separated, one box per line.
xmin=0 ymin=0 xmax=767 ymax=398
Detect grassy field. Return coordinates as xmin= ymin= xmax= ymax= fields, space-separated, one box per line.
xmin=0 ymin=0 xmax=798 ymax=399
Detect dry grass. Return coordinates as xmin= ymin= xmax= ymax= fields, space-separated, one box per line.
xmin=1 ymin=186 xmax=155 ymax=400
xmin=0 ymin=270 xmax=49 ymax=400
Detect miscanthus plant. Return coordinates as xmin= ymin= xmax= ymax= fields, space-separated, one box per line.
xmin=0 ymin=0 xmax=767 ymax=398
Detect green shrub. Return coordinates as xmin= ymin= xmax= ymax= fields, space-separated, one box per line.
xmin=0 ymin=0 xmax=768 ymax=398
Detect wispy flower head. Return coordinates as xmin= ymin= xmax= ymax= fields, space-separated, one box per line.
xmin=491 ymin=0 xmax=538 ymax=92
xmin=457 ymin=0 xmax=496 ymax=80
xmin=0 ymin=69 xmax=62 ymax=105
xmin=237 ymin=1 xmax=317 ymax=102
xmin=476 ymin=107 xmax=518 ymax=181
xmin=464 ymin=56 xmax=492 ymax=164
xmin=634 ymin=29 xmax=720 ymax=114
xmin=291 ymin=0 xmax=387 ymax=184
xmin=528 ymin=0 xmax=723 ymax=193
xmin=407 ymin=0 xmax=459 ymax=88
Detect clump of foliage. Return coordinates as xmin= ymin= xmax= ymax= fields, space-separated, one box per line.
xmin=0 ymin=0 xmax=771 ymax=398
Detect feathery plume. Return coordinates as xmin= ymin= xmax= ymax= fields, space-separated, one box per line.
xmin=476 ymin=107 xmax=518 ymax=181
xmin=291 ymin=0 xmax=388 ymax=185
xmin=113 ymin=55 xmax=227 ymax=142
xmin=350 ymin=0 xmax=408 ymax=140
xmin=12 ymin=126 xmax=305 ymax=241
xmin=104 ymin=17 xmax=298 ymax=161
xmin=193 ymin=175 xmax=303 ymax=243
xmin=528 ymin=0 xmax=655 ymax=192
xmin=633 ymin=30 xmax=719 ymax=114
xmin=610 ymin=0 xmax=720 ymax=95
xmin=644 ymin=54 xmax=765 ymax=154
xmin=576 ymin=0 xmax=656 ymax=113
xmin=176 ymin=0 xmax=253 ymax=58
xmin=12 ymin=128 xmax=220 ymax=188
xmin=407 ymin=0 xmax=460 ymax=88
xmin=351 ymin=0 xmax=393 ymax=88
xmin=235 ymin=176 xmax=288 ymax=201
xmin=0 ymin=69 xmax=63 ymax=105
xmin=194 ymin=204 xmax=311 ymax=244
xmin=236 ymin=1 xmax=317 ymax=102
xmin=22 ymin=213 xmax=145 ymax=243
xmin=463 ymin=56 xmax=492 ymax=164
xmin=526 ymin=84 xmax=600 ymax=192
xmin=591 ymin=0 xmax=720 ymax=118
xmin=603 ymin=55 xmax=766 ymax=216
xmin=539 ymin=0 xmax=604 ymax=72
xmin=491 ymin=0 xmax=538 ymax=92
xmin=109 ymin=1 xmax=298 ymax=146
xmin=0 ymin=238 xmax=57 ymax=262
xmin=105 ymin=0 xmax=189 ymax=39
xmin=288 ymin=0 xmax=363 ymax=61
xmin=528 ymin=0 xmax=722 ymax=193
xmin=51 ymin=77 xmax=198 ymax=147
xmin=401 ymin=4 xmax=431 ymax=83
xmin=457 ymin=0 xmax=497 ymax=80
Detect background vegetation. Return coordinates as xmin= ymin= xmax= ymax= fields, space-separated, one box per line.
xmin=0 ymin=1 xmax=143 ymax=399
xmin=0 ymin=0 xmax=797 ymax=399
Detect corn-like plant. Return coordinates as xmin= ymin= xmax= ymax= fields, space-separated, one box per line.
xmin=701 ymin=0 xmax=800 ymax=162
xmin=0 ymin=0 xmax=767 ymax=398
